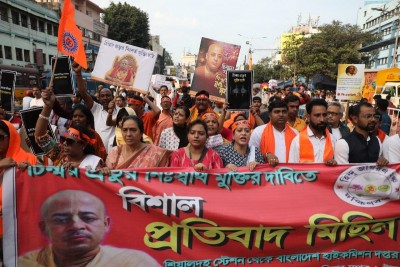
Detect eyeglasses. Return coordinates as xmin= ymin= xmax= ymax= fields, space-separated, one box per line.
xmin=60 ymin=137 xmax=77 ymax=146
xmin=361 ymin=114 xmax=381 ymax=120
xmin=327 ymin=112 xmax=340 ymax=116
xmin=0 ymin=134 xmax=8 ymax=141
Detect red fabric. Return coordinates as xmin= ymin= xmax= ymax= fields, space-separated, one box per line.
xmin=110 ymin=65 xmax=133 ymax=82
xmin=142 ymin=112 xmax=157 ymax=141
xmin=169 ymin=147 xmax=223 ymax=169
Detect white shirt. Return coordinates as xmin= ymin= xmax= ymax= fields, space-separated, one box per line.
xmin=383 ymin=134 xmax=400 ymax=163
xmin=91 ymin=101 xmax=117 ymax=152
xmin=334 ymin=135 xmax=382 ymax=164
xmin=289 ymin=126 xmax=336 ymax=163
xmin=331 ymin=127 xmax=342 ymax=141
xmin=29 ymin=98 xmax=44 ymax=108
xmin=249 ymin=124 xmax=298 ymax=163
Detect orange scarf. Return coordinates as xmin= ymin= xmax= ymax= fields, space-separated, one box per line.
xmin=299 ymin=128 xmax=333 ymax=163
xmin=260 ymin=123 xmax=297 ymax=162
xmin=377 ymin=129 xmax=386 ymax=143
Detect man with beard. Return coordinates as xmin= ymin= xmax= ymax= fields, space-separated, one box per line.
xmin=188 ymin=90 xmax=215 ymax=122
xmin=153 ymin=96 xmax=173 ymax=145
xmin=18 ymin=190 xmax=160 ymax=267
xmin=74 ymin=63 xmax=117 ymax=152
xmin=249 ymin=100 xmax=298 ymax=166
xmin=334 ymin=102 xmax=388 ymax=166
xmin=289 ymin=99 xmax=336 ymax=165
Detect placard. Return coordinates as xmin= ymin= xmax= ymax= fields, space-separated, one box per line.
xmin=91 ymin=37 xmax=158 ymax=94
xmin=0 ymin=70 xmax=16 ymax=112
xmin=19 ymin=107 xmax=56 ymax=155
xmin=51 ymin=56 xmax=76 ymax=96
xmin=191 ymin=37 xmax=241 ymax=102
xmin=336 ymin=64 xmax=365 ymax=101
xmin=226 ymin=70 xmax=253 ymax=110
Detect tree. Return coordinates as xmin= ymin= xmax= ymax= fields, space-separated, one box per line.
xmin=164 ymin=50 xmax=174 ymax=66
xmin=103 ymin=2 xmax=150 ymax=49
xmin=293 ymin=21 xmax=378 ymax=81
xmin=252 ymin=57 xmax=288 ymax=82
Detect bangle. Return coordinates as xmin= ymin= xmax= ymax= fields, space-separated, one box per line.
xmin=39 ymin=114 xmax=50 ymax=121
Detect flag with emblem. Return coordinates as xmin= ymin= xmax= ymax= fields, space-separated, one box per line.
xmin=57 ymin=0 xmax=87 ymax=69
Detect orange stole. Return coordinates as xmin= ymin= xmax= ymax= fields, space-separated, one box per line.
xmin=260 ymin=123 xmax=297 ymax=162
xmin=299 ymin=128 xmax=333 ymax=163
xmin=377 ymin=129 xmax=386 ymax=143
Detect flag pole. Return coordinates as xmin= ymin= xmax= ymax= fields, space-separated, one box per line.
xmin=49 ymin=51 xmax=60 ymax=88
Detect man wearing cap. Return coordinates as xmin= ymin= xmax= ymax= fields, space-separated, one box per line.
xmin=249 ymin=100 xmax=298 ymax=166
xmin=127 ymin=94 xmax=161 ymax=142
xmin=74 ymin=63 xmax=117 ymax=152
xmin=153 ymin=96 xmax=173 ymax=145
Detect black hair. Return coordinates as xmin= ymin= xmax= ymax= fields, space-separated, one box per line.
xmin=181 ymin=86 xmax=190 ymax=94
xmin=284 ymin=94 xmax=300 ymax=104
xmin=72 ymin=104 xmax=95 ymax=129
xmin=116 ymin=108 xmax=130 ymax=128
xmin=376 ymin=99 xmax=389 ymax=112
xmin=195 ymin=90 xmax=210 ymax=98
xmin=0 ymin=120 xmax=10 ymax=136
xmin=352 ymin=102 xmax=373 ymax=117
xmin=306 ymin=99 xmax=328 ymax=114
xmin=175 ymin=105 xmax=190 ymax=119
xmin=187 ymin=119 xmax=208 ymax=137
xmin=234 ymin=113 xmax=248 ymax=122
xmin=252 ymin=96 xmax=262 ymax=102
xmin=268 ymin=100 xmax=287 ymax=113
xmin=116 ymin=95 xmax=125 ymax=101
xmin=132 ymin=94 xmax=144 ymax=102
xmin=69 ymin=124 xmax=96 ymax=155
xmin=160 ymin=85 xmax=168 ymax=90
xmin=121 ymin=115 xmax=145 ymax=143
xmin=268 ymin=95 xmax=281 ymax=104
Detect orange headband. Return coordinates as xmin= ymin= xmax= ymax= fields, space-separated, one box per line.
xmin=201 ymin=112 xmax=218 ymax=121
xmin=63 ymin=128 xmax=96 ymax=145
xmin=196 ymin=94 xmax=209 ymax=99
xmin=128 ymin=98 xmax=144 ymax=105
xmin=232 ymin=120 xmax=250 ymax=132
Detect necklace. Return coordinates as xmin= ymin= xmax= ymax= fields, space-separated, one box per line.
xmin=188 ymin=145 xmax=207 ymax=163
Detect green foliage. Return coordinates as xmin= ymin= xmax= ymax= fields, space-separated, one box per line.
xmin=164 ymin=50 xmax=174 ymax=66
xmin=282 ymin=21 xmax=378 ymax=82
xmin=252 ymin=57 xmax=288 ymax=83
xmin=103 ymin=2 xmax=150 ymax=49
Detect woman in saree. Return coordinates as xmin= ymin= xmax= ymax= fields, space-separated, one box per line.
xmin=103 ymin=115 xmax=170 ymax=172
xmin=170 ymin=119 xmax=223 ymax=171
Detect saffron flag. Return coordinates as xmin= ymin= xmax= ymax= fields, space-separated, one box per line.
xmin=57 ymin=0 xmax=87 ymax=69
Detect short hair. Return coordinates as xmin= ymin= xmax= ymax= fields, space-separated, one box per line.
xmin=268 ymin=100 xmax=287 ymax=113
xmin=181 ymin=86 xmax=190 ymax=94
xmin=195 ymin=90 xmax=209 ymax=98
xmin=99 ymin=87 xmax=112 ymax=95
xmin=187 ymin=119 xmax=208 ymax=137
xmin=268 ymin=95 xmax=281 ymax=104
xmin=376 ymin=99 xmax=389 ymax=112
xmin=284 ymin=94 xmax=300 ymax=104
xmin=160 ymin=85 xmax=168 ymax=90
xmin=328 ymin=101 xmax=344 ymax=114
xmin=352 ymin=102 xmax=373 ymax=117
xmin=131 ymin=94 xmax=144 ymax=102
xmin=306 ymin=99 xmax=328 ymax=114
xmin=252 ymin=96 xmax=262 ymax=102
xmin=373 ymin=94 xmax=382 ymax=100
xmin=283 ymin=85 xmax=291 ymax=90
xmin=175 ymin=105 xmax=190 ymax=119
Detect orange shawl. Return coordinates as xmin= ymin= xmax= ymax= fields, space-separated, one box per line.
xmin=260 ymin=123 xmax=297 ymax=162
xmin=377 ymin=129 xmax=386 ymax=143
xmin=299 ymin=128 xmax=333 ymax=163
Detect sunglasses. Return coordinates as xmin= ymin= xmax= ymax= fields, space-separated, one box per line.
xmin=60 ymin=136 xmax=77 ymax=146
xmin=0 ymin=134 xmax=8 ymax=141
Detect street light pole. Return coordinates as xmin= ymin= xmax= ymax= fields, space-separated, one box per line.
xmin=392 ymin=15 xmax=400 ymax=67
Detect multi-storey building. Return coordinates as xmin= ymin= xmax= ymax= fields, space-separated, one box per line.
xmin=357 ymin=0 xmax=400 ymax=69
xmin=0 ymin=0 xmax=59 ymax=72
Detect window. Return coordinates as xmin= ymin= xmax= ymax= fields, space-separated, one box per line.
xmin=11 ymin=10 xmax=18 ymax=25
xmin=33 ymin=51 xmax=37 ymax=63
xmin=53 ymin=25 xmax=58 ymax=36
xmin=364 ymin=11 xmax=367 ymax=17
xmin=42 ymin=53 xmax=46 ymax=65
xmin=47 ymin=22 xmax=52 ymax=35
xmin=0 ymin=45 xmax=3 ymax=58
xmin=86 ymin=10 xmax=92 ymax=16
xmin=4 ymin=46 xmax=11 ymax=59
xmin=24 ymin=49 xmax=30 ymax=62
xmin=30 ymin=17 xmax=37 ymax=30
xmin=21 ymin=13 xmax=27 ymax=27
xmin=0 ymin=6 xmax=7 ymax=22
xmin=48 ymin=54 xmax=53 ymax=64
xmin=38 ymin=20 xmax=44 ymax=32
xmin=15 ymin=48 xmax=23 ymax=61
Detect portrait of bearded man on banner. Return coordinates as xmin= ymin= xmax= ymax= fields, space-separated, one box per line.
xmin=105 ymin=54 xmax=138 ymax=87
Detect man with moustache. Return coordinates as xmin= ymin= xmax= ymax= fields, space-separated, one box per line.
xmin=18 ymin=190 xmax=160 ymax=267
xmin=249 ymin=100 xmax=298 ymax=166
xmin=335 ymin=102 xmax=388 ymax=166
xmin=288 ymin=99 xmax=336 ymax=165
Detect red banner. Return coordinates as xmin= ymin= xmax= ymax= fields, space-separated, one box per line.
xmin=4 ymin=164 xmax=400 ymax=266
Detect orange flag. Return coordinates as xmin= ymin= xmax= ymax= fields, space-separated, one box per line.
xmin=57 ymin=0 xmax=87 ymax=69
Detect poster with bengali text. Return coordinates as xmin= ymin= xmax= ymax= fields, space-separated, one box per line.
xmin=336 ymin=64 xmax=365 ymax=101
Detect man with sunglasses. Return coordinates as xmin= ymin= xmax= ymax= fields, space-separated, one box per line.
xmin=334 ymin=102 xmax=388 ymax=166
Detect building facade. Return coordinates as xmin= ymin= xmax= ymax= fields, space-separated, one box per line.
xmin=357 ymin=0 xmax=399 ymax=69
xmin=0 ymin=0 xmax=59 ymax=72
